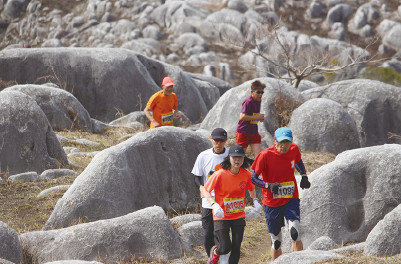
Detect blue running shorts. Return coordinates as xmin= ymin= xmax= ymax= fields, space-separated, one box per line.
xmin=263 ymin=198 xmax=300 ymax=235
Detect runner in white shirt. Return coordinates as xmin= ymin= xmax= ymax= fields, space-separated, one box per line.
xmin=192 ymin=128 xmax=229 ymax=262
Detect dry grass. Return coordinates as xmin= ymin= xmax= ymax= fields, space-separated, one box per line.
xmin=1 ymin=127 xmax=397 ymax=264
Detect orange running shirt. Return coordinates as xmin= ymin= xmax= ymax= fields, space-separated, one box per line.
xmin=146 ymin=90 xmax=178 ymax=129
xmin=204 ymin=167 xmax=255 ymax=220
xmin=251 ymin=143 xmax=301 ymax=207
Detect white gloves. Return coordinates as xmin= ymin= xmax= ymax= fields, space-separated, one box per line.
xmin=211 ymin=202 xmax=225 ymax=218
xmin=253 ymin=199 xmax=262 ymax=213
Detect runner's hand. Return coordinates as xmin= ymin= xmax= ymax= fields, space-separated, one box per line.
xmin=265 ymin=182 xmax=281 ymax=195
xmin=211 ymin=202 xmax=224 ymax=218
xmin=300 ymin=175 xmax=311 ymax=189
xmin=253 ymin=199 xmax=262 ymax=213
xmin=152 ymin=120 xmax=160 ymax=127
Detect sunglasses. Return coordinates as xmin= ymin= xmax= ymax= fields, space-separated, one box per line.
xmin=253 ymin=90 xmax=264 ymax=94
xmin=213 ymin=139 xmax=226 ymax=143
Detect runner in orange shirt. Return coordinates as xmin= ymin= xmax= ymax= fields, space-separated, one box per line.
xmin=201 ymin=145 xmax=262 ymax=264
xmin=144 ymin=76 xmax=182 ymax=129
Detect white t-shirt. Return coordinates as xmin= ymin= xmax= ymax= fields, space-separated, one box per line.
xmin=191 ymin=147 xmax=229 ymax=209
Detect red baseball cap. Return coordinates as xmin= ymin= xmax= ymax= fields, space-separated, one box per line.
xmin=162 ymin=76 xmax=175 ymax=87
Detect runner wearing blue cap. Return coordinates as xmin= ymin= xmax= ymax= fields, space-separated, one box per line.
xmin=250 ymin=127 xmax=311 ymax=260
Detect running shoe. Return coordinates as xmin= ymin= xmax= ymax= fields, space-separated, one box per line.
xmin=209 ymin=245 xmax=219 ymax=264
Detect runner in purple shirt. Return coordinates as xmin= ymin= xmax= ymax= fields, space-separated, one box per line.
xmin=236 ymin=80 xmax=266 ymax=157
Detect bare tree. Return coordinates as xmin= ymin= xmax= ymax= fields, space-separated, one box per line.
xmin=214 ymin=19 xmax=389 ymax=88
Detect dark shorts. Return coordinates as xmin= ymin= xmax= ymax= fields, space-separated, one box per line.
xmin=235 ymin=132 xmax=261 ymax=149
xmin=214 ymin=218 xmax=246 ymax=231
xmin=263 ymin=198 xmax=300 ymax=235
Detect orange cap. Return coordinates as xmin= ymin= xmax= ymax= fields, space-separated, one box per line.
xmin=162 ymin=76 xmax=175 ymax=86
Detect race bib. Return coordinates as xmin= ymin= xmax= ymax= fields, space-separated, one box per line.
xmin=224 ymin=197 xmax=245 ymax=214
xmin=273 ymin=181 xmax=295 ymax=199
xmin=250 ymin=113 xmax=260 ymax=124
xmin=161 ymin=112 xmax=174 ymax=125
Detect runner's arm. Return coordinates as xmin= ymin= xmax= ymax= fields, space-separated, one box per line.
xmin=295 ymin=159 xmax=307 ymax=175
xmin=193 ymin=173 xmax=203 ymax=189
xmin=248 ymin=188 xmax=256 ymax=199
xmin=200 ymin=185 xmax=214 ymax=204
xmin=173 ymin=108 xmax=182 ymax=121
xmin=239 ymin=112 xmax=264 ymax=121
xmin=251 ymin=171 xmax=267 ymax=189
xmin=144 ymin=107 xmax=160 ymax=127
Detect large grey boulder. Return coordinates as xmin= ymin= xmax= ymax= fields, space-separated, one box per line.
xmin=190 ymin=78 xmax=220 ymax=110
xmin=177 ymin=221 xmax=203 ymax=250
xmin=0 ymin=221 xmax=22 ymax=264
xmin=186 ymin=72 xmax=233 ymax=95
xmin=0 ymin=91 xmax=68 ymax=175
xmin=109 ymin=111 xmax=149 ymax=127
xmin=200 ymin=78 xmax=304 ymax=137
xmin=44 ymin=127 xmax=211 ymax=230
xmin=307 ymin=236 xmax=339 ymax=251
xmin=302 ymin=79 xmax=401 ymax=147
xmin=365 ymin=204 xmax=401 ymax=257
xmin=382 ymin=25 xmax=401 ymax=52
xmin=309 ymin=0 xmax=327 ymax=19
xmin=350 ymin=3 xmax=379 ymax=30
xmin=0 ymin=258 xmax=15 ymax=264
xmin=175 ymin=33 xmax=209 ymax=55
xmin=199 ymin=8 xmax=248 ymax=43
xmin=1 ymin=0 xmax=30 ymax=22
xmin=21 ymin=206 xmax=182 ymax=263
xmin=289 ymin=98 xmax=360 ymax=154
xmin=0 ymin=48 xmax=208 ymax=123
xmin=300 ymin=144 xmax=401 ymax=248
xmin=272 ymin=250 xmax=344 ymax=264
xmin=326 ymin=4 xmax=354 ymax=26
xmin=150 ymin=1 xmax=209 ymax=30
xmin=3 ymin=84 xmax=92 ymax=132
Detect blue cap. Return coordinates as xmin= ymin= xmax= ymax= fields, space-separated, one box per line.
xmin=274 ymin=127 xmax=293 ymax=142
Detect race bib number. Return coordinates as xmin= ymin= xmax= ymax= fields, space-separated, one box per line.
xmin=161 ymin=112 xmax=174 ymax=125
xmin=224 ymin=197 xmax=245 ymax=214
xmin=273 ymin=181 xmax=295 ymax=199
xmin=250 ymin=113 xmax=260 ymax=124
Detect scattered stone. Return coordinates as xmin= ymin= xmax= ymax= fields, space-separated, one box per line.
xmin=37 ymin=185 xmax=71 ymax=198
xmin=170 ymin=214 xmax=201 ymax=228
xmin=271 ymin=250 xmax=344 ymax=264
xmin=41 ymin=169 xmax=78 ymax=179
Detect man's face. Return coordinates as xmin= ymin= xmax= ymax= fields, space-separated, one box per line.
xmin=251 ymin=88 xmax=264 ymax=101
xmin=210 ymin=137 xmax=227 ymax=153
xmin=274 ymin=138 xmax=292 ymax=154
xmin=162 ymin=85 xmax=174 ymax=96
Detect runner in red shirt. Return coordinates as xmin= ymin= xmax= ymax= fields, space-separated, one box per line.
xmin=250 ymin=127 xmax=311 ymax=260
xmin=201 ymin=145 xmax=262 ymax=264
